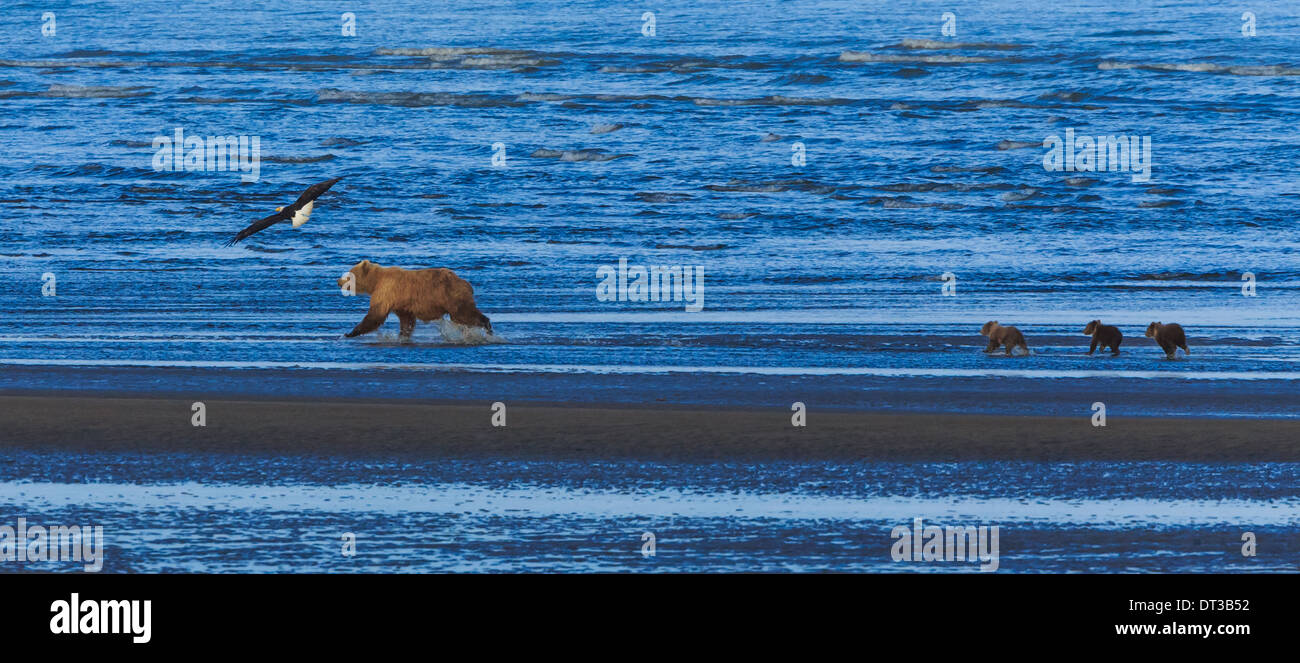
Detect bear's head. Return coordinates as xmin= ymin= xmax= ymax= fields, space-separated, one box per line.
xmin=1145 ymin=322 xmax=1161 ymax=338
xmin=980 ymin=321 xmax=999 ymax=337
xmin=339 ymin=259 xmax=380 ymax=294
xmin=1083 ymin=320 xmax=1100 ymax=335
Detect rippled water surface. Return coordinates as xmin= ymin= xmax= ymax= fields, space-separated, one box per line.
xmin=1 ymin=1 xmax=1298 ymax=572
xmin=3 ymin=454 xmax=1297 ymax=572
xmin=1 ymin=0 xmax=1298 ymax=413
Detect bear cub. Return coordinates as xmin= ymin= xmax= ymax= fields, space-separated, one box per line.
xmin=980 ymin=321 xmax=1029 ymax=356
xmin=1145 ymin=322 xmax=1189 ymax=360
xmin=1082 ymin=320 xmax=1123 ymax=356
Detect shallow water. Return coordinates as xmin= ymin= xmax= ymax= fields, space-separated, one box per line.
xmin=1 ymin=1 xmax=1298 ymax=572
xmin=1 ymin=0 xmax=1298 ymax=415
xmin=2 ymin=454 xmax=1296 ymax=572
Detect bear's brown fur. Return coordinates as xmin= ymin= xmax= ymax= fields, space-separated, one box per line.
xmin=1145 ymin=322 xmax=1189 ymax=359
xmin=337 ymin=259 xmax=492 ymax=339
xmin=980 ymin=321 xmax=1028 ymax=356
xmin=1083 ymin=319 xmax=1123 ymax=356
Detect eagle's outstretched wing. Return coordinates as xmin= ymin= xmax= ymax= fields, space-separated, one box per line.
xmin=225 ymin=209 xmax=290 ymax=246
xmin=285 ymin=177 xmax=344 ymax=215
xmin=224 ymin=177 xmax=344 ymax=246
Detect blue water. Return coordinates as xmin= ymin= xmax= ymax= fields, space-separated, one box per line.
xmin=2 ymin=0 xmax=1299 ymax=414
xmin=2 ymin=1 xmax=1299 ymax=572
xmin=3 ymin=453 xmax=1297 ymax=572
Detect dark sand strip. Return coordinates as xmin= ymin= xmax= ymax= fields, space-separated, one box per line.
xmin=1 ymin=394 xmax=1297 ymax=461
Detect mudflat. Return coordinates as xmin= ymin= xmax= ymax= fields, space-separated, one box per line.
xmin=2 ymin=394 xmax=1297 ymax=462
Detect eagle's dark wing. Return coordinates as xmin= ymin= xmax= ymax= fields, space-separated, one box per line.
xmin=225 ymin=177 xmax=343 ymax=246
xmin=225 ymin=209 xmax=291 ymax=246
xmin=285 ymin=176 xmax=343 ymax=214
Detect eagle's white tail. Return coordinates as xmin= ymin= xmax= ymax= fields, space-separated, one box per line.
xmin=291 ymin=200 xmax=314 ymax=227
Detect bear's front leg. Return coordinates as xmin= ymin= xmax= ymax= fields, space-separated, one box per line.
xmin=983 ymin=339 xmax=999 ymax=353
xmin=345 ymin=304 xmax=390 ymax=338
xmin=1088 ymin=338 xmax=1098 ymax=355
xmin=397 ymin=311 xmax=416 ymax=340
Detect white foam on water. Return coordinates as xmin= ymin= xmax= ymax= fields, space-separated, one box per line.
xmin=3 ymin=481 xmax=1296 ymax=527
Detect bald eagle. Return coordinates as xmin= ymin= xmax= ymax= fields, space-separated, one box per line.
xmin=225 ymin=177 xmax=343 ymax=246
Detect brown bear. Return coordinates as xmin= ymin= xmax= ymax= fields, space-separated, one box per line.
xmin=1145 ymin=322 xmax=1189 ymax=359
xmin=1082 ymin=319 xmax=1123 ymax=356
xmin=980 ymin=321 xmax=1028 ymax=356
xmin=337 ymin=259 xmax=492 ymax=339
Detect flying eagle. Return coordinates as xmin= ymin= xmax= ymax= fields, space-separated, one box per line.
xmin=225 ymin=177 xmax=343 ymax=246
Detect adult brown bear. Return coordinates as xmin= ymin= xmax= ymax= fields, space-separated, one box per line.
xmin=337 ymin=259 xmax=492 ymax=339
xmin=980 ymin=321 xmax=1029 ymax=356
xmin=1145 ymin=322 xmax=1189 ymax=360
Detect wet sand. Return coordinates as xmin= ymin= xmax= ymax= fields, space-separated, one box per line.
xmin=1 ymin=393 xmax=1297 ymax=462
